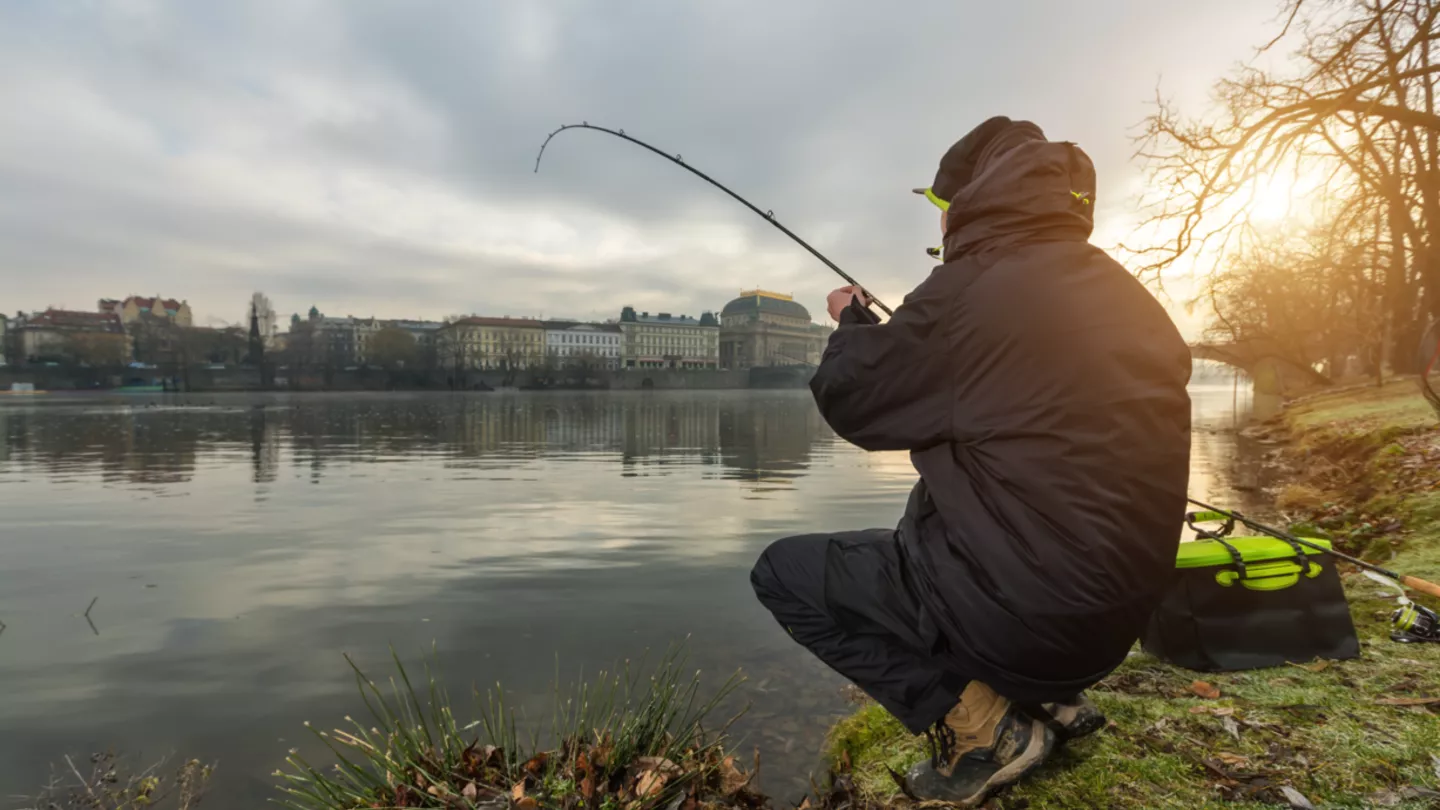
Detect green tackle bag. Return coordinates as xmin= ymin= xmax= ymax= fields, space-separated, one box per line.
xmin=1140 ymin=511 xmax=1360 ymax=672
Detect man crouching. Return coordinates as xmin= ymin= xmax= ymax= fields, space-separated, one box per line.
xmin=750 ymin=116 xmax=1192 ymax=807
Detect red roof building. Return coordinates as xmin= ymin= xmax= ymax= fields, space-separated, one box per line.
xmin=99 ymin=296 xmax=194 ymax=327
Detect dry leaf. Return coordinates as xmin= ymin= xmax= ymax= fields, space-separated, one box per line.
xmin=516 ymin=798 xmax=538 ymax=810
xmin=636 ymin=770 xmax=668 ymax=797
xmin=797 ymin=798 xmax=812 ymax=810
xmin=463 ymin=743 xmax=499 ymax=774
xmin=1432 ymin=753 xmax=1440 ymax=781
xmin=511 ymin=782 xmax=526 ymax=802
xmin=1222 ymin=716 xmax=1241 ymax=741
xmin=1291 ymin=660 xmax=1331 ymax=673
xmin=1215 ymin=752 xmax=1249 ymax=766
xmin=1280 ymin=786 xmax=1316 ymax=809
xmin=522 ymin=753 xmax=550 ymax=777
xmin=719 ymin=756 xmax=749 ymax=795
xmin=635 ymin=757 xmax=681 ymax=776
xmin=575 ymin=750 xmax=593 ymax=798
xmin=1189 ymin=706 xmax=1236 ymax=716
xmin=1190 ymin=680 xmax=1222 ymax=699
xmin=462 ymin=782 xmax=478 ymax=801
xmin=1376 ymin=696 xmax=1440 ymax=706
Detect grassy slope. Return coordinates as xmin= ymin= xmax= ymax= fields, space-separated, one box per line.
xmin=826 ymin=381 xmax=1440 ymax=809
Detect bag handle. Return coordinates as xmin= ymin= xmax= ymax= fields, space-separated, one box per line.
xmin=1211 ymin=535 xmax=1248 ymax=581
xmin=1227 ymin=509 xmax=1319 ymax=578
xmin=1187 ymin=510 xmax=1236 ymax=539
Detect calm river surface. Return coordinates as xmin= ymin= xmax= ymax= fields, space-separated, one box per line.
xmin=0 ymin=384 xmax=1253 ymax=805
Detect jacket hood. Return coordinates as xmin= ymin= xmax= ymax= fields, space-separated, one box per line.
xmin=940 ymin=121 xmax=1097 ymax=261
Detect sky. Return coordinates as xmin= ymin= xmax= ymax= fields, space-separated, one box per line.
xmin=0 ymin=0 xmax=1292 ymax=337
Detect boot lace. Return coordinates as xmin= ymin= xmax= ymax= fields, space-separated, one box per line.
xmin=924 ymin=719 xmax=957 ymax=769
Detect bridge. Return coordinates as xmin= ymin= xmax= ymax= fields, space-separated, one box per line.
xmin=1189 ymin=341 xmax=1329 ymax=396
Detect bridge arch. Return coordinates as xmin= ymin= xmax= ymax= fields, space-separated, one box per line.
xmin=1189 ymin=342 xmax=1327 ymax=396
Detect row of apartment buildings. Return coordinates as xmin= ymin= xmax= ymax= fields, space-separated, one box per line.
xmin=286 ymin=290 xmax=832 ymax=372
xmin=288 ymin=309 xmax=694 ymax=371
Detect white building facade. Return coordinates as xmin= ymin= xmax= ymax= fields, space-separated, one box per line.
xmin=545 ymin=321 xmax=623 ymax=369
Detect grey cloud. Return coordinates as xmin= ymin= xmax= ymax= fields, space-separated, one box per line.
xmin=1 ymin=0 xmax=1276 ymax=333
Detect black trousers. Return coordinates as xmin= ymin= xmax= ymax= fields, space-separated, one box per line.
xmin=750 ymin=530 xmax=968 ymax=734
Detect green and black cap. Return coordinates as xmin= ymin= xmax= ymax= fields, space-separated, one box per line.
xmin=912 ymin=115 xmax=1017 ymax=212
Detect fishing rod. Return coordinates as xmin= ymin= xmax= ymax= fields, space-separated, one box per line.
xmin=1187 ymin=497 xmax=1440 ymax=600
xmin=534 ymin=123 xmax=892 ymax=316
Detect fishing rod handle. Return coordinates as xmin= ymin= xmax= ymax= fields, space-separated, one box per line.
xmin=1401 ymin=575 xmax=1440 ymax=600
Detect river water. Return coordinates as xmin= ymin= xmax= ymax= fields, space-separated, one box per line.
xmin=0 ymin=383 xmax=1253 ymax=804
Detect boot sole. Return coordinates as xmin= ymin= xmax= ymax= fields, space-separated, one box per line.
xmin=955 ymin=718 xmax=1056 ymax=808
xmin=1056 ymin=708 xmax=1106 ymax=741
xmin=1034 ymin=701 xmax=1106 ymax=742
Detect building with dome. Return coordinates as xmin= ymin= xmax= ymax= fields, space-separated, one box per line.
xmin=718 ymin=290 xmax=832 ymax=370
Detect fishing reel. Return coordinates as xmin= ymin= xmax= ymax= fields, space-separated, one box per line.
xmin=1391 ymin=602 xmax=1440 ymax=644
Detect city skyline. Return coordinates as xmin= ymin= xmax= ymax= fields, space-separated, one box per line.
xmin=3 ymin=287 xmax=834 ymax=373
xmin=5 ymin=287 xmax=841 ymax=332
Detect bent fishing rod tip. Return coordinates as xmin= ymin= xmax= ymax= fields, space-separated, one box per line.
xmin=530 ymin=121 xmax=891 ymax=315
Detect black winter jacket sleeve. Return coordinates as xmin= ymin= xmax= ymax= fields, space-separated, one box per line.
xmin=809 ymin=285 xmax=953 ymax=452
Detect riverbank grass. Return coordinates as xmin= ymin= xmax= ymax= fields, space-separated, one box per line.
xmin=274 ymin=648 xmax=766 ymax=810
xmin=827 ymin=380 xmax=1440 ymax=809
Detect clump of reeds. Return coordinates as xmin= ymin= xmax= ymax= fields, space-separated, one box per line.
xmin=20 ymin=752 xmax=212 ymax=810
xmin=275 ymin=645 xmax=764 ymax=810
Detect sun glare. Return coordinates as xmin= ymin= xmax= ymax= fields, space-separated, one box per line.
xmin=1248 ymin=170 xmax=1300 ymax=223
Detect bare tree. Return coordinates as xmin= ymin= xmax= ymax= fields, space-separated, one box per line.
xmin=64 ymin=332 xmax=129 ymax=367
xmin=248 ymin=292 xmax=277 ymax=346
xmin=1128 ymin=0 xmax=1440 ymax=372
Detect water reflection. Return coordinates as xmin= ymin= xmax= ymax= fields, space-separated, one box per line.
xmin=0 ymin=386 xmax=1257 ymax=805
xmin=0 ymin=392 xmax=832 ymax=491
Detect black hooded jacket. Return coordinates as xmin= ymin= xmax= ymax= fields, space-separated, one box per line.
xmin=810 ymin=123 xmax=1192 ymax=703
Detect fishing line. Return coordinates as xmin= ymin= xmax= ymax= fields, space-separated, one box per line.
xmin=534 ymin=123 xmax=892 ymax=316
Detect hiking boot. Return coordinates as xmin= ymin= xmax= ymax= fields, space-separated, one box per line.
xmin=905 ymin=681 xmax=1056 ymax=807
xmin=1039 ymin=693 xmax=1106 ymax=742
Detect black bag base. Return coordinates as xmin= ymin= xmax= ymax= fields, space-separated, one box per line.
xmin=1141 ymin=555 xmax=1361 ymax=673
